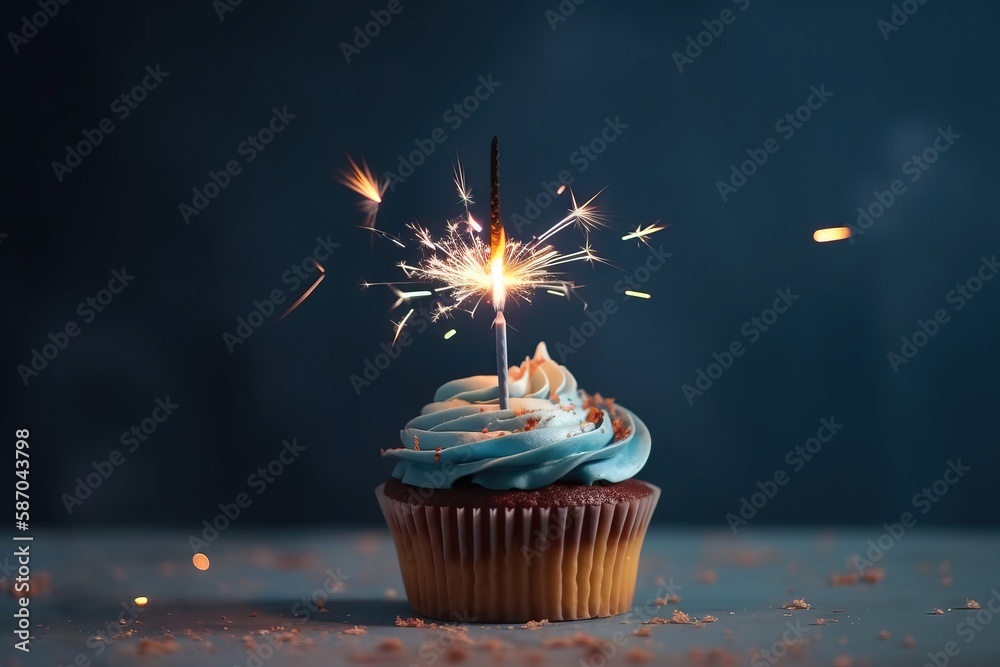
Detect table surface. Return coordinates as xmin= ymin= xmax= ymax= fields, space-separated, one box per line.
xmin=4 ymin=528 xmax=999 ymax=667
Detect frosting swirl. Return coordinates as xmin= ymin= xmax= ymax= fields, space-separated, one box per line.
xmin=382 ymin=342 xmax=651 ymax=490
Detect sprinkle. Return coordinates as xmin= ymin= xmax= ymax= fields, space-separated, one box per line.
xmin=434 ymin=447 xmax=442 ymax=462
xmin=413 ymin=436 xmax=420 ymax=451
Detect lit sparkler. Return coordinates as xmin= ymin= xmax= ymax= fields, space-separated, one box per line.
xmin=349 ymin=138 xmax=613 ymax=407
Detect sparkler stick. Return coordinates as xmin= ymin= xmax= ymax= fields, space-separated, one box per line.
xmin=490 ymin=136 xmax=510 ymax=410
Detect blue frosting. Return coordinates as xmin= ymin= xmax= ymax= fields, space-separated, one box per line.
xmin=383 ymin=342 xmax=651 ymax=490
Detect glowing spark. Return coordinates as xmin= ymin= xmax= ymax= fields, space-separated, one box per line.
xmin=557 ymin=184 xmax=567 ymax=195
xmin=546 ymin=289 xmax=566 ymax=296
xmin=537 ymin=188 xmax=607 ymax=243
xmin=279 ymin=261 xmax=326 ymax=320
xmin=362 ymin=226 xmax=406 ymax=248
xmin=454 ymin=158 xmax=475 ymax=207
xmin=387 ymin=287 xmax=432 ymax=310
xmin=444 ymin=329 xmax=457 ymax=339
xmin=813 ymin=227 xmax=852 ymax=243
xmin=467 ymin=214 xmax=482 ymax=232
xmin=622 ymin=222 xmax=667 ymax=246
xmin=338 ymin=156 xmax=387 ymax=229
xmin=625 ymin=290 xmax=651 ymax=299
xmin=339 ymin=156 xmax=384 ymax=203
xmin=192 ymin=553 xmax=210 ymax=571
xmin=134 ymin=596 xmax=149 ymax=607
xmin=392 ymin=308 xmax=414 ymax=346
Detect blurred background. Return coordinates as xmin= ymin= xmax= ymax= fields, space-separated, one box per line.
xmin=2 ymin=0 xmax=998 ymax=529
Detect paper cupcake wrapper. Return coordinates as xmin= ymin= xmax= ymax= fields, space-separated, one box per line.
xmin=376 ymin=482 xmax=660 ymax=623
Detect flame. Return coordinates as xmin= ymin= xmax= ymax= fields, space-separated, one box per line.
xmin=813 ymin=227 xmax=851 ymax=243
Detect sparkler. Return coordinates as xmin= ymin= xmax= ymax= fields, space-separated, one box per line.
xmin=489 ymin=137 xmax=510 ymax=409
xmin=345 ymin=139 xmax=615 ymax=409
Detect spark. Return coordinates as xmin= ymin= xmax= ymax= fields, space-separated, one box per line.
xmin=338 ymin=156 xmax=387 ymax=229
xmin=361 ymin=226 xmax=406 ymax=248
xmin=556 ymin=184 xmax=567 ymax=195
xmin=546 ymin=289 xmax=566 ymax=297
xmin=388 ymin=286 xmax=432 ymax=310
xmin=622 ymin=222 xmax=667 ymax=246
xmin=625 ymin=290 xmax=651 ymax=299
xmin=391 ymin=308 xmax=414 ymax=346
xmin=444 ymin=329 xmax=457 ymax=339
xmin=467 ymin=214 xmax=482 ymax=233
xmin=536 ymin=188 xmax=608 ymax=243
xmin=454 ymin=158 xmax=475 ymax=208
xmin=813 ymin=227 xmax=852 ymax=243
xmin=192 ymin=553 xmax=210 ymax=571
xmin=134 ymin=596 xmax=149 ymax=607
xmin=279 ymin=261 xmax=326 ymax=320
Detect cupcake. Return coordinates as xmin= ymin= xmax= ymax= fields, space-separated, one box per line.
xmin=376 ymin=342 xmax=658 ymax=622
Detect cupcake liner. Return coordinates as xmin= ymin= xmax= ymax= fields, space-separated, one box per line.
xmin=376 ymin=482 xmax=660 ymax=623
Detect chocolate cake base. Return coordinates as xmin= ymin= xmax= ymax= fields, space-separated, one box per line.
xmin=377 ymin=479 xmax=661 ymax=622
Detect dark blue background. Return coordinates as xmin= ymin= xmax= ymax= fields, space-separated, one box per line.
xmin=3 ymin=0 xmax=997 ymax=529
